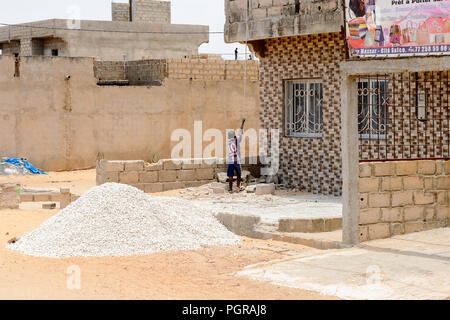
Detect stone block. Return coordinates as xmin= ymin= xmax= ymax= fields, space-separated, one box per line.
xmin=324 ymin=218 xmax=342 ymax=232
xmin=184 ymin=181 xmax=210 ymax=188
xmin=418 ymin=161 xmax=436 ymax=175
xmin=255 ymin=183 xmax=275 ymax=195
xmin=360 ymin=193 xmax=368 ymax=209
xmin=33 ymin=193 xmax=50 ymax=202
xmin=144 ymin=183 xmax=164 ymax=194
xmin=413 ymin=191 xmax=435 ymax=205
xmin=368 ymin=223 xmax=390 ymax=240
xmin=391 ymin=191 xmax=413 ymax=207
xmin=403 ymin=206 xmax=424 ymax=221
xmin=20 ymin=193 xmax=34 ymax=202
xmin=181 ymin=159 xmax=201 ymax=170
xmin=102 ymin=171 xmax=119 ymax=183
xmin=139 ymin=171 xmax=158 ymax=183
xmin=403 ymin=176 xmax=424 ymax=190
xmin=130 ymin=184 xmax=146 ymax=192
xmin=396 ymin=161 xmax=417 ymax=176
xmin=404 ymin=221 xmax=425 ymax=234
xmin=360 ymin=208 xmax=381 ymax=224
xmin=373 ymin=162 xmax=395 ymax=176
xmin=163 ymin=159 xmax=182 ymax=170
xmin=195 ymin=168 xmax=215 ymax=180
xmin=381 ymin=207 xmax=403 ymax=223
xmin=368 ymin=193 xmax=390 ymax=208
xmin=163 ymin=182 xmax=186 ymax=191
xmin=359 ymin=178 xmax=379 ymax=193
xmin=436 ymin=206 xmax=449 ymax=220
xmin=444 ymin=161 xmax=450 ymax=174
xmin=424 ymin=207 xmax=435 ymax=221
xmin=177 ymin=170 xmax=197 ymax=181
xmin=124 ymin=160 xmax=144 ymax=172
xmin=381 ymin=177 xmax=402 ymax=191
xmin=437 ymin=191 xmax=448 ymax=205
xmin=159 ymin=170 xmax=178 ymax=182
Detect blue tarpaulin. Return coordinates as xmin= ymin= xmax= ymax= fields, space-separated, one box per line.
xmin=1 ymin=158 xmax=47 ymax=175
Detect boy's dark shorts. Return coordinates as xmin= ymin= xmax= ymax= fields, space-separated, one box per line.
xmin=227 ymin=162 xmax=242 ymax=177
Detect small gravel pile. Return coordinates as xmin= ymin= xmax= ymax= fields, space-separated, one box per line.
xmin=8 ymin=183 xmax=239 ymax=258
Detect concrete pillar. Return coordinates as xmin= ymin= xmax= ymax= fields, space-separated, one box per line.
xmin=60 ymin=187 xmax=71 ymax=209
xmin=19 ymin=37 xmax=32 ymax=56
xmin=340 ymin=75 xmax=360 ymax=246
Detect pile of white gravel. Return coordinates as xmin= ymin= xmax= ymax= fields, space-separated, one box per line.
xmin=8 ymin=183 xmax=239 ymax=258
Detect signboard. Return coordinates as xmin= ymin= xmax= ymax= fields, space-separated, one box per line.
xmin=345 ymin=0 xmax=450 ymax=57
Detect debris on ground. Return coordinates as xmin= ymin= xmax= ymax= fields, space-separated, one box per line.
xmin=7 ymin=183 xmax=239 ymax=258
xmin=0 ymin=158 xmax=47 ymax=176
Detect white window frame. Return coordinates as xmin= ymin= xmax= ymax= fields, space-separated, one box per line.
xmin=285 ymin=79 xmax=323 ymax=138
xmin=358 ymin=79 xmax=389 ymax=140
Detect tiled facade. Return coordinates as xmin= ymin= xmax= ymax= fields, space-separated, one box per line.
xmin=259 ymin=32 xmax=346 ymax=196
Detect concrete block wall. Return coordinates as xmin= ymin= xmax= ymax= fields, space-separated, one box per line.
xmin=0 ymin=41 xmax=20 ymax=56
xmin=359 ymin=160 xmax=449 ymax=242
xmin=94 ymin=57 xmax=259 ymax=84
xmin=132 ymin=0 xmax=171 ymax=24
xmin=97 ymin=158 xmax=261 ymax=192
xmin=167 ymin=58 xmax=259 ymax=81
xmin=0 ymin=183 xmax=20 ymax=209
xmin=97 ymin=158 xmax=228 ymax=193
xmin=224 ymin=0 xmax=342 ymax=42
xmin=112 ymin=2 xmax=131 ymax=22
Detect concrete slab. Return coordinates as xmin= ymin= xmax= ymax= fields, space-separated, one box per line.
xmin=237 ymin=228 xmax=450 ymax=300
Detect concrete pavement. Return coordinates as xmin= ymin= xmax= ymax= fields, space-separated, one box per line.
xmin=237 ymin=228 xmax=450 ymax=300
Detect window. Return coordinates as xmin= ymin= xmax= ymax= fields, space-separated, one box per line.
xmin=358 ymin=79 xmax=389 ymax=139
xmin=51 ymin=49 xmax=59 ymax=56
xmin=285 ymin=79 xmax=323 ymax=138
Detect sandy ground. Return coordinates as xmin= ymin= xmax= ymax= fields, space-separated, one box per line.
xmin=0 ymin=170 xmax=336 ymax=300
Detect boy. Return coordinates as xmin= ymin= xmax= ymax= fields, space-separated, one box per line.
xmin=227 ymin=119 xmax=246 ymax=193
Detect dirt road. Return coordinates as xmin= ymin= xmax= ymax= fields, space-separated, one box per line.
xmin=0 ymin=170 xmax=335 ymax=300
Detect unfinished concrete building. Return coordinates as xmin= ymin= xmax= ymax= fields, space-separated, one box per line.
xmin=225 ymin=0 xmax=449 ymax=244
xmin=0 ymin=0 xmax=208 ymax=60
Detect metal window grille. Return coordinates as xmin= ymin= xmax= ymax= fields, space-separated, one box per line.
xmin=358 ymin=72 xmax=450 ymax=161
xmin=285 ymin=79 xmax=323 ymax=138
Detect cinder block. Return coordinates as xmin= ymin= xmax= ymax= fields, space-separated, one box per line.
xmin=381 ymin=207 xmax=403 ymax=223
xmin=195 ymin=168 xmax=215 ymax=180
xmin=368 ymin=193 xmax=390 ymax=208
xmin=404 ymin=221 xmax=425 ymax=234
xmin=139 ymin=171 xmax=158 ymax=183
xmin=50 ymin=193 xmax=62 ymax=202
xmin=360 ymin=208 xmax=381 ymax=224
xmin=201 ymin=158 xmax=219 ymax=169
xmin=159 ymin=170 xmax=178 ymax=182
xmin=413 ymin=191 xmax=435 ymax=205
xmin=368 ymin=223 xmax=390 ymax=240
xmin=255 ymin=183 xmax=275 ymax=195
xmin=360 ymin=193 xmax=368 ymax=209
xmin=124 ymin=160 xmax=144 ymax=172
xmin=163 ymin=159 xmax=182 ymax=170
xmin=144 ymin=183 xmax=164 ymax=194
xmin=184 ymin=180 xmax=210 ymax=188
xmin=177 ymin=170 xmax=196 ymax=181
xmin=359 ymin=163 xmax=372 ymax=178
xmin=33 ymin=194 xmax=50 ymax=202
xmin=424 ymin=178 xmax=433 ymax=190
xmin=436 ymin=206 xmax=449 ymax=220
xmin=435 ymin=176 xmax=449 ymax=190
xmin=102 ymin=160 xmax=125 ymax=172
xmin=359 ymin=178 xmax=379 ymax=193
xmin=163 ymin=182 xmax=186 ymax=191
xmin=381 ymin=177 xmax=402 ymax=191
xmin=437 ymin=191 xmax=448 ymax=205
xmin=444 ymin=161 xmax=450 ymax=174
xmin=373 ymin=162 xmax=395 ymax=176
xmin=145 ymin=161 xmax=163 ymax=171
xmin=360 ymin=226 xmax=369 ymax=242
xmin=403 ymin=206 xmax=424 ymax=221
xmin=390 ymin=223 xmax=404 ymax=236
xmin=42 ymin=203 xmax=57 ymax=210
xmin=424 ymin=207 xmax=435 ymax=221
xmin=418 ymin=161 xmax=436 ymax=175
xmin=102 ymin=171 xmax=119 ymax=183
xmin=392 ymin=191 xmax=413 ymax=207
xmin=20 ymin=193 xmax=34 ymax=202
xmin=403 ymin=176 xmax=424 ymax=190
xmin=396 ymin=161 xmax=418 ymax=176
xmin=181 ymin=159 xmax=201 ymax=170
xmin=119 ymin=172 xmax=139 ymax=184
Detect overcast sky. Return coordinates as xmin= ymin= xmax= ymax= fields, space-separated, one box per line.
xmin=0 ymin=0 xmax=248 ymax=59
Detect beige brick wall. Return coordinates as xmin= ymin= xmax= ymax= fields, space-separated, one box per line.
xmin=359 ymin=160 xmax=449 ymax=242
xmin=132 ymin=0 xmax=171 ymax=24
xmin=97 ymin=158 xmax=261 ymax=193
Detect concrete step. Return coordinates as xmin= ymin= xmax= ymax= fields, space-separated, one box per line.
xmin=278 ymin=217 xmax=342 ymax=233
xmin=214 ymin=211 xmax=344 ymax=250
